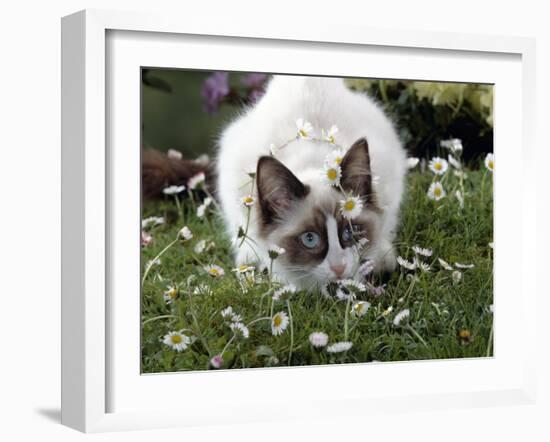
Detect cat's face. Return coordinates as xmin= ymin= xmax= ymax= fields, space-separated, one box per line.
xmin=256 ymin=138 xmax=382 ymax=289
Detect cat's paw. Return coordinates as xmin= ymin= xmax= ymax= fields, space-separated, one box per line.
xmin=377 ymin=242 xmax=397 ymax=273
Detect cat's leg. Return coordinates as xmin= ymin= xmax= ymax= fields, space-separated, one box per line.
xmin=375 ymin=209 xmax=399 ymax=272
xmin=234 ymin=240 xmax=265 ymax=268
xmin=377 ymin=238 xmax=397 ymax=272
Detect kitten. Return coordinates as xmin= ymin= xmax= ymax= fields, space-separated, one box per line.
xmin=216 ymin=75 xmax=407 ymax=289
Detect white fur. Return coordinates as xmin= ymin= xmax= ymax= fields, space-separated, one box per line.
xmin=216 ymin=76 xmax=407 ymax=286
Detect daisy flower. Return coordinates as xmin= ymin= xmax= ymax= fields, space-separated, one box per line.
xmin=141 ymin=216 xmax=165 ymax=229
xmin=229 ymin=322 xmax=249 ymax=339
xmin=448 ymin=154 xmax=461 ymax=169
xmin=340 ymin=195 xmax=363 ymax=219
xmin=440 ymin=138 xmax=463 ymax=154
xmin=268 ymin=245 xmax=286 ymax=260
xmin=205 ymin=264 xmax=225 ymax=278
xmin=407 ymin=157 xmax=420 ymax=169
xmin=322 ymin=125 xmax=339 ymax=144
xmin=438 ymin=258 xmax=454 ymax=271
xmin=382 ymin=306 xmax=394 ymax=317
xmin=233 ymin=264 xmax=255 ymax=274
xmin=428 ymin=157 xmax=449 ymax=175
xmin=412 ymin=246 xmax=433 ymax=257
xmin=309 ymin=332 xmax=329 ymax=348
xmin=322 ymin=164 xmax=342 ymax=187
xmin=193 ymin=284 xmax=212 ymax=296
xmin=210 ymin=354 xmax=223 ymax=369
xmin=163 ymin=184 xmax=186 ymax=195
xmin=167 ymin=149 xmax=183 ymax=160
xmin=452 ymin=270 xmax=462 ymax=284
xmin=162 ymin=331 xmax=191 ymax=352
xmin=296 ymin=118 xmax=314 ymax=139
xmin=324 ymin=149 xmax=344 ymax=168
xmin=141 ymin=231 xmax=153 ymax=246
xmin=326 ymin=341 xmax=353 ymax=353
xmin=335 ymin=279 xmax=366 ymax=301
xmin=453 ymin=170 xmax=468 ymax=180
xmin=178 ymin=226 xmax=193 ymax=241
xmin=340 ymin=279 xmax=366 ymax=292
xmin=273 ymin=284 xmax=297 ymax=302
xmin=242 ymin=195 xmax=256 ymax=207
xmin=396 ymin=256 xmax=417 ymax=271
xmin=416 ymin=260 xmax=431 ymax=272
xmin=194 ymin=239 xmax=206 ymax=254
xmin=484 ymin=153 xmax=494 ymax=172
xmin=427 ymin=181 xmax=446 ymax=201
xmin=221 ymin=306 xmax=235 ymax=320
xmin=188 ymin=172 xmax=206 ymax=189
xmin=146 ymin=258 xmax=161 ymax=267
xmin=392 ymin=309 xmax=410 ymax=326
xmin=196 ymin=197 xmax=213 ymax=218
xmin=271 ymin=311 xmax=290 ymax=336
xmin=351 ymin=301 xmax=371 ymax=317
xmin=455 ymin=262 xmax=474 ymax=269
xmin=163 ymin=285 xmax=178 ymax=304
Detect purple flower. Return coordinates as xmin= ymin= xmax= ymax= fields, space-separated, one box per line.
xmin=240 ymin=73 xmax=268 ymax=88
xmin=210 ymin=354 xmax=223 ymax=369
xmin=201 ymin=72 xmax=229 ymax=113
xmin=368 ymin=283 xmax=386 ymax=297
xmin=358 ymin=260 xmax=375 ymax=277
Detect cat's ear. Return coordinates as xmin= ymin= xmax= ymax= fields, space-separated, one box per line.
xmin=256 ymin=156 xmax=308 ymax=224
xmin=340 ymin=137 xmax=374 ymax=201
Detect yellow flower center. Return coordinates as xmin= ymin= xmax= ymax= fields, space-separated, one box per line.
xmin=327 ymin=168 xmax=338 ymax=181
xmin=344 ymin=200 xmax=356 ymax=211
xmin=435 ymin=162 xmax=442 ymax=170
xmin=168 ymin=288 xmax=176 ymax=298
xmin=273 ymin=315 xmax=282 ymax=327
xmin=434 ymin=187 xmax=442 ymax=197
xmin=459 ymin=329 xmax=471 ymax=339
xmin=244 ymin=196 xmax=253 ymax=204
xmin=210 ymin=268 xmax=219 ymax=276
xmin=171 ymin=335 xmax=182 ymax=344
xmin=488 ymin=160 xmax=494 ymax=170
xmin=299 ymin=129 xmax=308 ymax=138
xmin=335 ymin=156 xmax=342 ymax=165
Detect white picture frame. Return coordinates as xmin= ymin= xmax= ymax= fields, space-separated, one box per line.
xmin=61 ymin=9 xmax=537 ymax=433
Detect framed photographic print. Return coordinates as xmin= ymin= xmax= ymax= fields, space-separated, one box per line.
xmin=61 ymin=9 xmax=537 ymax=432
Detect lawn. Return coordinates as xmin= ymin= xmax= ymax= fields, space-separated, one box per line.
xmin=141 ymin=157 xmax=493 ymax=373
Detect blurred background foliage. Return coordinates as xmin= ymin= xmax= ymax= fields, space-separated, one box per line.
xmin=141 ymin=69 xmax=493 ymax=165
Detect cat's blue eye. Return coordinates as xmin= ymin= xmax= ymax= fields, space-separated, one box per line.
xmin=300 ymin=231 xmax=320 ymax=249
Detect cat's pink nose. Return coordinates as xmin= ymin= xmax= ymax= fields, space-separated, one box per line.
xmin=330 ymin=263 xmax=346 ymax=278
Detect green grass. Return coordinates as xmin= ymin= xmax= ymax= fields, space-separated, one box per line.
xmin=141 ymin=162 xmax=493 ymax=373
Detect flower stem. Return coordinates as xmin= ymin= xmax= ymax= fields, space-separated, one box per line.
xmin=142 ymin=314 xmax=180 ymax=326
xmin=238 ymin=207 xmax=252 ymax=247
xmin=407 ymin=324 xmax=428 ymax=348
xmin=344 ymin=295 xmax=352 ymax=340
xmin=287 ymin=300 xmax=294 ymax=366
xmin=174 ymin=195 xmax=183 ymax=220
xmin=141 ymin=237 xmax=180 ymax=286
